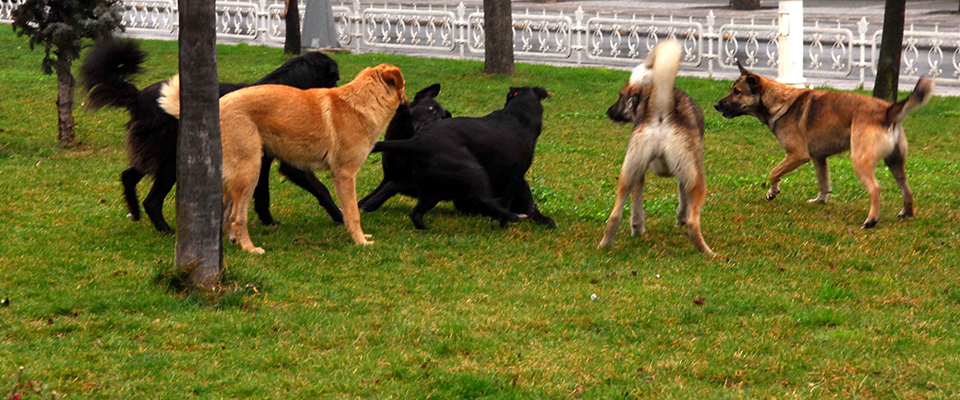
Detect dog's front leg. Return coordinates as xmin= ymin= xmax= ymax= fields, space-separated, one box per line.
xmin=332 ymin=168 xmax=373 ymax=245
xmin=807 ymin=157 xmax=832 ymax=204
xmin=766 ymin=153 xmax=811 ymax=200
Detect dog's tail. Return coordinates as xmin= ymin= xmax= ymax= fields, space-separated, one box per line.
xmin=157 ymin=75 xmax=181 ymax=119
xmin=370 ymin=138 xmax=430 ymax=155
xmin=80 ymin=38 xmax=146 ymax=112
xmin=631 ymin=39 xmax=682 ymax=118
xmin=886 ymin=77 xmax=934 ymax=125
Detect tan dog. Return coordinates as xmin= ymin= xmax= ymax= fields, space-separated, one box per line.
xmin=714 ymin=63 xmax=933 ymax=229
xmin=600 ymin=40 xmax=714 ymax=255
xmin=159 ymin=64 xmax=408 ymax=253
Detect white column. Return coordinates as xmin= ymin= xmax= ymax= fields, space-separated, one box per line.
xmin=776 ymin=0 xmax=805 ymax=87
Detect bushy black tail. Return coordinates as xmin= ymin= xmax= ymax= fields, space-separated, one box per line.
xmin=80 ymin=38 xmax=147 ymax=112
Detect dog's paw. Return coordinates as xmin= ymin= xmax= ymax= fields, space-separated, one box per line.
xmin=765 ymin=188 xmax=780 ymax=201
xmin=806 ymin=197 xmax=828 ymax=204
xmin=364 ymin=234 xmax=373 ymax=240
xmin=861 ymin=218 xmax=879 ymax=229
xmin=631 ymin=226 xmax=647 ymax=236
xmin=598 ymin=237 xmax=614 ymax=248
xmin=360 ymin=240 xmax=375 ymax=246
xmin=898 ymin=209 xmax=915 ymax=219
xmin=247 ymin=247 xmax=265 ymax=255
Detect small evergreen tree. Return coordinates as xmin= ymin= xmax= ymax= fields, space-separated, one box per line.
xmin=12 ymin=0 xmax=124 ymax=146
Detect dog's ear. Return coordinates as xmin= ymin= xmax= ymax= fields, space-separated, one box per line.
xmin=736 ymin=60 xmax=753 ymax=76
xmin=506 ymin=86 xmax=521 ymax=102
xmin=442 ymin=110 xmax=452 ymax=119
xmin=744 ymin=74 xmax=761 ymax=89
xmin=533 ymin=87 xmax=552 ymax=100
xmin=414 ymin=83 xmax=441 ymax=101
xmin=379 ymin=65 xmax=405 ymax=90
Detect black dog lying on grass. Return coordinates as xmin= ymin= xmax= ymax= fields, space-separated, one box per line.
xmin=358 ymin=83 xmax=451 ymax=212
xmin=370 ymin=86 xmax=556 ymax=230
xmin=80 ymin=38 xmax=344 ymax=232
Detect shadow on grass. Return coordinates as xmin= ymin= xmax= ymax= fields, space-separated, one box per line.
xmin=153 ymin=262 xmax=263 ymax=310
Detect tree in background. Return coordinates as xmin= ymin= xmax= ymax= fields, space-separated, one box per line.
xmin=283 ymin=0 xmax=301 ymax=55
xmin=177 ymin=0 xmax=223 ymax=287
xmin=483 ymin=0 xmax=514 ymax=75
xmin=11 ymin=0 xmax=124 ymax=146
xmin=873 ymin=0 xmax=906 ymax=102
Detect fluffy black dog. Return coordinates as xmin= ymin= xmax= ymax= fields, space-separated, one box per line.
xmin=358 ymin=83 xmax=451 ymax=212
xmin=370 ymin=86 xmax=556 ymax=230
xmin=80 ymin=38 xmax=344 ymax=232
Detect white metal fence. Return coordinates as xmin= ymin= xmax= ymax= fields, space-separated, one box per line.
xmin=2 ymin=0 xmax=957 ymax=86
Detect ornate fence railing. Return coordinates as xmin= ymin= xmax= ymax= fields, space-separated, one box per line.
xmin=1 ymin=0 xmax=957 ymax=86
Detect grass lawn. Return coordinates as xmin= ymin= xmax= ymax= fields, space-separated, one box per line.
xmin=2 ymin=25 xmax=960 ymax=398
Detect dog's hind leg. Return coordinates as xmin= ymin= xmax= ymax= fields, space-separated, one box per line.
xmin=253 ymin=154 xmax=281 ymax=226
xmin=682 ymin=170 xmax=714 ymax=255
xmin=630 ymin=174 xmax=647 ymax=236
xmin=142 ymin=165 xmax=176 ymax=233
xmin=410 ymin=196 xmax=440 ymax=230
xmin=851 ymin=127 xmax=885 ymax=229
xmin=278 ymin=161 xmax=344 ymax=224
xmin=885 ymin=132 xmax=914 ymax=219
xmin=226 ymin=167 xmax=264 ymax=254
xmin=808 ymin=157 xmax=832 ymax=204
xmin=675 ymin=179 xmax=688 ymax=228
xmin=121 ymin=168 xmax=145 ymax=221
xmin=600 ymin=145 xmax=647 ymax=248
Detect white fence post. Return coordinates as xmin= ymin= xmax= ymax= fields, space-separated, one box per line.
xmin=776 ymin=0 xmax=805 ymax=87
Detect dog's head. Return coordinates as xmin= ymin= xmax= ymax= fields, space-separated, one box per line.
xmin=713 ymin=62 xmax=764 ymax=119
xmin=374 ymin=64 xmax=409 ymax=106
xmin=257 ymin=51 xmax=340 ymax=89
xmin=409 ymin=83 xmax=452 ymax=130
xmin=607 ymin=82 xmax=654 ymax=125
xmin=504 ymin=86 xmax=551 ymax=107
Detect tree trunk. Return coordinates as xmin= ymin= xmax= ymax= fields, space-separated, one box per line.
xmin=284 ymin=0 xmax=301 ymax=55
xmin=54 ymin=51 xmax=75 ymax=146
xmin=730 ymin=0 xmax=761 ymax=10
xmin=873 ymin=0 xmax=905 ymax=103
xmin=177 ymin=0 xmax=223 ymax=288
xmin=483 ymin=0 xmax=514 ymax=75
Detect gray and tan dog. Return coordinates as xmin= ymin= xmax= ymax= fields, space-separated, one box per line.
xmin=599 ymin=40 xmax=714 ymax=255
xmin=714 ymin=63 xmax=933 ymax=229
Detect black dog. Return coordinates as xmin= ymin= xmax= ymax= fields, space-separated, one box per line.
xmin=370 ymin=86 xmax=556 ymax=230
xmin=358 ymin=83 xmax=451 ymax=212
xmin=80 ymin=38 xmax=344 ymax=232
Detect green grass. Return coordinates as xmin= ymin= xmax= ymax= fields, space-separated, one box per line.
xmin=2 ymin=24 xmax=960 ymax=398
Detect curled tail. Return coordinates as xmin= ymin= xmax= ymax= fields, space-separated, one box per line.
xmin=886 ymin=77 xmax=935 ymax=125
xmin=629 ymin=39 xmax=682 ymax=118
xmin=79 ymin=38 xmax=146 ymax=112
xmin=157 ymin=75 xmax=181 ymax=119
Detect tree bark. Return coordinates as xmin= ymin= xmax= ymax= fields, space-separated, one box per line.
xmin=54 ymin=51 xmax=75 ymax=146
xmin=177 ymin=0 xmax=223 ymax=288
xmin=483 ymin=0 xmax=514 ymax=75
xmin=284 ymin=0 xmax=301 ymax=55
xmin=730 ymin=0 xmax=760 ymax=10
xmin=873 ymin=0 xmax=905 ymax=103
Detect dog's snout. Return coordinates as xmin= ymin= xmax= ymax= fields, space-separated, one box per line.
xmin=713 ymin=100 xmax=724 ymax=112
